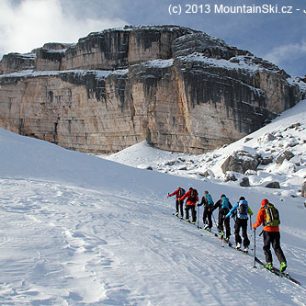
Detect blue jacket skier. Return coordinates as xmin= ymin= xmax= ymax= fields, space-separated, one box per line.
xmin=197 ymin=191 xmax=214 ymax=230
xmin=213 ymin=194 xmax=232 ymax=241
xmin=226 ymin=197 xmax=253 ymax=251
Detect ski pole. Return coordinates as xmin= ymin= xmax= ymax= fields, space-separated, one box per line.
xmin=249 ymin=215 xmax=253 ymax=240
xmin=197 ymin=204 xmax=200 ymax=228
xmin=253 ymin=228 xmax=256 ymax=268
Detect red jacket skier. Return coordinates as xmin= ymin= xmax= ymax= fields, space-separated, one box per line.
xmin=179 ymin=187 xmax=198 ymax=223
xmin=168 ymin=187 xmax=185 ymax=218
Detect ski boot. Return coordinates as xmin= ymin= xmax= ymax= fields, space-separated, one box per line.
xmin=280 ymin=262 xmax=287 ymax=273
xmin=264 ymin=262 xmax=273 ymax=271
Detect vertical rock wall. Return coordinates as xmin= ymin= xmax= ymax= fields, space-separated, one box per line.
xmin=0 ymin=26 xmax=303 ymax=154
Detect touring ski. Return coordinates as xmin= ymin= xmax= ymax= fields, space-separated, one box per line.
xmin=201 ymin=227 xmax=219 ymax=238
xmin=227 ymin=243 xmax=252 ymax=253
xmin=172 ymin=213 xmax=183 ymax=219
xmin=254 ymin=257 xmax=301 ymax=286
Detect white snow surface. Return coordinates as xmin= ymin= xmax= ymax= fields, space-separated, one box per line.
xmin=143 ymin=59 xmax=174 ymax=69
xmin=1 ymin=101 xmax=306 ymax=305
xmin=0 ymin=69 xmax=113 ymax=80
xmin=178 ymin=53 xmax=277 ymax=74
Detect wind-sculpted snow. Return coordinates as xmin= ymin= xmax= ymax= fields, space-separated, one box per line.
xmin=0 ymin=178 xmax=305 ymax=305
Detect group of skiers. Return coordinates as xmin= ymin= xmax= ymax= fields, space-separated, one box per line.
xmin=167 ymin=186 xmax=287 ymax=273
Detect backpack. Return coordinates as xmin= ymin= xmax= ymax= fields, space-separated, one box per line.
xmin=189 ymin=188 xmax=198 ymax=201
xmin=221 ymin=197 xmax=230 ymax=209
xmin=220 ymin=196 xmax=230 ymax=215
xmin=178 ymin=188 xmax=186 ymax=197
xmin=238 ymin=199 xmax=248 ymax=219
xmin=263 ymin=203 xmax=280 ymax=226
xmin=205 ymin=193 xmax=214 ymax=206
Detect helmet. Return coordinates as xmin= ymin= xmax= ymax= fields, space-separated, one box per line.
xmin=261 ymin=199 xmax=269 ymax=206
xmin=239 ymin=196 xmax=245 ymax=201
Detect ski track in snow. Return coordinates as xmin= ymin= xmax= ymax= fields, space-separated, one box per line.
xmin=1 ymin=178 xmax=306 ymax=305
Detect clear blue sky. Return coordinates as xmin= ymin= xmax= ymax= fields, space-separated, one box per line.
xmin=1 ymin=0 xmax=305 ymax=77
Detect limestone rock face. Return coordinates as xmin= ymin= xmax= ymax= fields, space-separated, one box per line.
xmin=0 ymin=26 xmax=303 ymax=154
xmin=62 ymin=26 xmax=196 ymax=70
xmin=0 ymin=70 xmax=141 ymax=153
xmin=0 ymin=53 xmax=35 ymax=74
xmin=172 ymin=32 xmax=249 ymax=59
xmin=35 ymin=43 xmax=71 ymax=71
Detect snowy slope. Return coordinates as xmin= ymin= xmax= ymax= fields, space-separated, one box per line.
xmin=0 ymin=123 xmax=306 ymax=305
xmin=106 ymin=100 xmax=306 ymax=199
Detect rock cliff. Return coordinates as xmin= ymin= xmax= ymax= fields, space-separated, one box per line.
xmin=0 ymin=25 xmax=303 ymax=153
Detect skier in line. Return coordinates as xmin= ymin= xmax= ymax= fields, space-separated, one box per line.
xmin=253 ymin=198 xmax=287 ymax=272
xmin=179 ymin=187 xmax=199 ymax=223
xmin=226 ymin=196 xmax=253 ymax=252
xmin=213 ymin=194 xmax=232 ymax=241
xmin=167 ymin=187 xmax=185 ymax=218
xmin=197 ymin=191 xmax=214 ymax=230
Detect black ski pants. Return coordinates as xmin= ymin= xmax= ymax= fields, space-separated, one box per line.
xmin=234 ymin=218 xmax=250 ymax=247
xmin=218 ymin=212 xmax=231 ymax=238
xmin=185 ymin=205 xmax=196 ymax=222
xmin=176 ymin=200 xmax=184 ymax=218
xmin=203 ymin=206 xmax=213 ymax=228
xmin=263 ymin=231 xmax=286 ymax=264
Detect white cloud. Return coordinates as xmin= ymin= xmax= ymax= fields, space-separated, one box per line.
xmin=0 ymin=0 xmax=127 ymax=55
xmin=264 ymin=41 xmax=306 ymax=67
